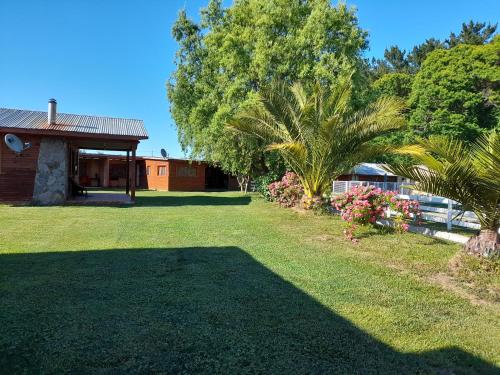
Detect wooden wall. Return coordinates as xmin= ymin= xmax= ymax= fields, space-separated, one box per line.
xmin=0 ymin=133 xmax=41 ymax=201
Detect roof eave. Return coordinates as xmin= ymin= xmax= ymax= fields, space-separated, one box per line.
xmin=0 ymin=126 xmax=148 ymax=141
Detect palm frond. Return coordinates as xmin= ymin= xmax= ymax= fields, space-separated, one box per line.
xmin=388 ymin=133 xmax=500 ymax=230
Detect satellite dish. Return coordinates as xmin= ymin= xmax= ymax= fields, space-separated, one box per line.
xmin=160 ymin=148 xmax=168 ymax=158
xmin=4 ymin=134 xmax=31 ymax=153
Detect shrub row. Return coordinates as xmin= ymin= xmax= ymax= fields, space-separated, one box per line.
xmin=262 ymin=173 xmax=421 ymax=242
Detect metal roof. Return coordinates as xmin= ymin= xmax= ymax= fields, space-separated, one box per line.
xmin=351 ymin=163 xmax=395 ymax=176
xmin=0 ymin=107 xmax=148 ymax=139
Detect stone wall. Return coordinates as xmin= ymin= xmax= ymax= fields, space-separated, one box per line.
xmin=32 ymin=137 xmax=68 ymax=205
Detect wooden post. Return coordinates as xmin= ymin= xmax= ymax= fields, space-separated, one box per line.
xmin=103 ymin=158 xmax=110 ymax=188
xmin=447 ymin=199 xmax=453 ymax=231
xmin=126 ymin=150 xmax=130 ymax=195
xmin=131 ymin=148 xmax=136 ymax=201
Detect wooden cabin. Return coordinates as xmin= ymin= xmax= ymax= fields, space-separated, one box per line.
xmin=0 ymin=100 xmax=148 ymax=204
xmin=79 ymin=154 xmax=239 ymax=191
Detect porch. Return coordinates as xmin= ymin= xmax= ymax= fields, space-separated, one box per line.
xmin=68 ymin=137 xmax=140 ymax=203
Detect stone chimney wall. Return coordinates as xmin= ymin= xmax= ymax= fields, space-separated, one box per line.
xmin=32 ymin=137 xmax=68 ymax=205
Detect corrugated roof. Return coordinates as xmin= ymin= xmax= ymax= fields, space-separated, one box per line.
xmin=0 ymin=107 xmax=148 ymax=139
xmin=352 ymin=163 xmax=395 ymax=176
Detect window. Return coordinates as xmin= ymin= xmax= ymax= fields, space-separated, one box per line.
xmin=177 ymin=166 xmax=197 ymax=177
xmin=146 ymin=166 xmax=151 ymax=176
xmin=158 ymin=166 xmax=167 ymax=176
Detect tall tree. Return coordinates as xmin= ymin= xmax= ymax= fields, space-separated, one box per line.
xmin=372 ymin=72 xmax=413 ymax=99
xmin=228 ymin=79 xmax=406 ymax=200
xmin=408 ymin=38 xmax=445 ymax=69
xmin=409 ymin=36 xmax=500 ymax=142
xmin=447 ymin=21 xmax=497 ymax=47
xmin=167 ymin=0 xmax=368 ymax=186
xmin=383 ymin=45 xmax=410 ymax=73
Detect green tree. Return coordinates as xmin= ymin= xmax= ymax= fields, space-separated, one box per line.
xmin=409 ymin=36 xmax=500 ymax=142
xmin=408 ymin=38 xmax=445 ymax=69
xmin=383 ymin=46 xmax=410 ymax=73
xmin=388 ymin=132 xmax=500 ymax=257
xmin=167 ymin=0 xmax=368 ymax=187
xmin=447 ymin=21 xmax=497 ymax=47
xmin=368 ymin=71 xmax=414 ymax=165
xmin=372 ymin=72 xmax=413 ymax=99
xmin=369 ymin=46 xmax=411 ymax=80
xmin=368 ymin=57 xmax=392 ymax=80
xmin=228 ymin=79 xmax=406 ymax=201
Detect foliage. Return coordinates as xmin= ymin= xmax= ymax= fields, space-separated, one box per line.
xmin=332 ymin=185 xmax=420 ymax=242
xmin=389 ymin=132 xmax=500 ymax=229
xmin=408 ymin=38 xmax=445 ymax=69
xmin=254 ymin=172 xmax=282 ymax=201
xmin=372 ymin=72 xmax=413 ymax=99
xmin=383 ymin=46 xmax=410 ymax=73
xmin=409 ymin=36 xmax=500 ymax=142
xmin=388 ymin=132 xmax=500 ymax=255
xmin=447 ymin=21 xmax=497 ymax=47
xmin=168 ymin=0 xmax=368 ymax=179
xmin=370 ymin=21 xmax=496 ymax=79
xmin=367 ymin=21 xmax=498 ymax=165
xmin=228 ymin=79 xmax=406 ymax=198
xmin=267 ymin=172 xmax=303 ymax=207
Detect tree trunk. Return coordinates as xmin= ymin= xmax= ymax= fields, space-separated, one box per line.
xmin=464 ymin=229 xmax=499 ymax=257
xmin=237 ymin=174 xmax=250 ymax=194
xmin=300 ymin=195 xmax=324 ymax=210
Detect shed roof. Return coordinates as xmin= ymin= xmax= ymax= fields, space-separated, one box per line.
xmin=0 ymin=108 xmax=148 ymax=139
xmin=351 ymin=163 xmax=395 ymax=176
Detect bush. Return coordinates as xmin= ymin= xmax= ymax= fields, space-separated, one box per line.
xmin=332 ymin=185 xmax=421 ymax=242
xmin=254 ymin=173 xmax=281 ymax=201
xmin=268 ymin=172 xmax=304 ymax=207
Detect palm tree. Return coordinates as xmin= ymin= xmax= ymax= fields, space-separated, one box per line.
xmin=227 ymin=79 xmax=406 ymax=200
xmin=387 ymin=132 xmax=500 ymax=256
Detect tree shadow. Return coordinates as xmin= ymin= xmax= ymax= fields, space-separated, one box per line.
xmin=134 ymin=194 xmax=251 ymax=207
xmin=0 ymin=247 xmax=495 ymax=373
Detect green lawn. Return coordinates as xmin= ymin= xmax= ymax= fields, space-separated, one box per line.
xmin=0 ymin=191 xmax=499 ymax=373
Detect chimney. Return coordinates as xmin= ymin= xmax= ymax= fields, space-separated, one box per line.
xmin=48 ymin=98 xmax=57 ymax=125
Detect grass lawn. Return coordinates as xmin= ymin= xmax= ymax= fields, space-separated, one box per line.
xmin=0 ymin=191 xmax=499 ymax=373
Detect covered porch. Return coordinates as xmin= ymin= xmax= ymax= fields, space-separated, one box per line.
xmin=68 ymin=136 xmax=139 ymax=203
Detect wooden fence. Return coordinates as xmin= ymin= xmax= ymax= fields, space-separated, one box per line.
xmin=332 ymin=181 xmax=499 ymax=233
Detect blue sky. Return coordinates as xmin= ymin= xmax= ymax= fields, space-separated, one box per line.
xmin=1 ymin=0 xmax=498 ymax=157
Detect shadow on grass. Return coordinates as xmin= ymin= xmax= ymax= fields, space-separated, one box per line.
xmin=134 ymin=194 xmax=251 ymax=207
xmin=4 ymin=194 xmax=252 ymax=208
xmin=0 ymin=247 xmax=495 ymax=373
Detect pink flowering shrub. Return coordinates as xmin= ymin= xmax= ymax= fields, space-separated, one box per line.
xmin=268 ymin=172 xmax=304 ymax=207
xmin=332 ymin=185 xmax=421 ymax=242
